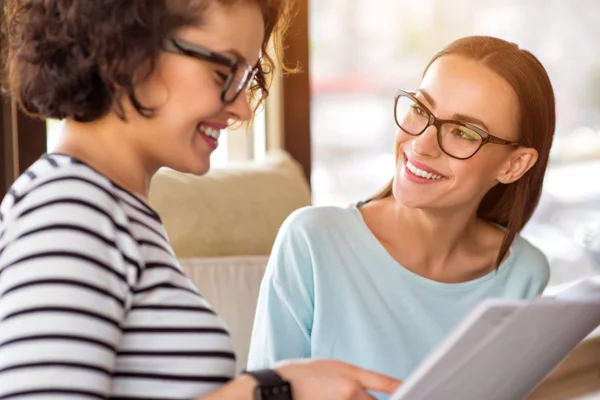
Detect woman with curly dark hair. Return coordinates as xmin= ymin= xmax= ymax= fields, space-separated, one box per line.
xmin=0 ymin=1 xmax=400 ymax=399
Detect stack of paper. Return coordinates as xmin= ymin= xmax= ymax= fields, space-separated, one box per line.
xmin=390 ymin=277 xmax=600 ymax=400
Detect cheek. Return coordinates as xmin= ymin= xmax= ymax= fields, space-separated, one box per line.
xmin=165 ymin=74 xmax=221 ymax=117
xmin=449 ymin=156 xmax=501 ymax=191
xmin=153 ymin=56 xmax=223 ymax=121
xmin=394 ymin=130 xmax=411 ymax=160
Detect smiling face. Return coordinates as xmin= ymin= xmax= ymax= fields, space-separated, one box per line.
xmin=124 ymin=1 xmax=265 ymax=175
xmin=392 ymin=55 xmax=538 ymax=211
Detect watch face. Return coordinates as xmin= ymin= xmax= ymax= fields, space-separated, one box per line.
xmin=254 ymin=382 xmax=293 ymax=400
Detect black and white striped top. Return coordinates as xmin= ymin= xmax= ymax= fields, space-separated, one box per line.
xmin=0 ymin=154 xmax=235 ymax=400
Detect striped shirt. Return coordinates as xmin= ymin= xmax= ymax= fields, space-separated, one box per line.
xmin=0 ymin=154 xmax=235 ymax=400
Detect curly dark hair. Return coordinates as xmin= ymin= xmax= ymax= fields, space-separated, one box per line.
xmin=1 ymin=0 xmax=293 ymax=122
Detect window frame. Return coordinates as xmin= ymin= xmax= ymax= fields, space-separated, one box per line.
xmin=1 ymin=98 xmax=47 ymax=194
xmin=278 ymin=0 xmax=311 ymax=182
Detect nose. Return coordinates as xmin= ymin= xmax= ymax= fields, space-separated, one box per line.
xmin=224 ymin=92 xmax=252 ymax=122
xmin=412 ymin=125 xmax=441 ymax=157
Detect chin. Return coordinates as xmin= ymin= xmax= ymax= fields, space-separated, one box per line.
xmin=392 ymin=185 xmax=421 ymax=208
xmin=393 ymin=195 xmax=428 ymax=209
xmin=392 ymin=180 xmax=435 ymax=209
xmin=187 ymin=162 xmax=211 ymax=176
xmin=167 ymin=157 xmax=211 ymax=176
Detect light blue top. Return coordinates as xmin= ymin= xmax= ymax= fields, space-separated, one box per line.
xmin=247 ymin=205 xmax=550 ymax=399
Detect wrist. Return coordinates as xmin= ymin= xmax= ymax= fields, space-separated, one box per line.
xmin=243 ymin=368 xmax=293 ymax=400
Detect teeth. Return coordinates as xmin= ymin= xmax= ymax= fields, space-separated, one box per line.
xmin=406 ymin=160 xmax=443 ymax=180
xmin=198 ymin=125 xmax=221 ymax=140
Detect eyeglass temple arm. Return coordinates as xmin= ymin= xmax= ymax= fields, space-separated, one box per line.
xmin=487 ymin=136 xmax=521 ymax=146
xmin=164 ymin=38 xmax=236 ymax=67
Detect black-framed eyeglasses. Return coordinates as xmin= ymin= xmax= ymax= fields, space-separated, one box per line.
xmin=162 ymin=37 xmax=258 ymax=104
xmin=394 ymin=89 xmax=520 ymax=160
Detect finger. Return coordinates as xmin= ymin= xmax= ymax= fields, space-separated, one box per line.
xmin=354 ymin=392 xmax=377 ymax=400
xmin=352 ymin=367 xmax=402 ymax=394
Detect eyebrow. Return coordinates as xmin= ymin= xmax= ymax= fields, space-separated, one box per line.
xmin=418 ymin=89 xmax=491 ymax=132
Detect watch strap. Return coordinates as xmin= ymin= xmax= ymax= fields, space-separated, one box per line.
xmin=243 ymin=369 xmax=293 ymax=400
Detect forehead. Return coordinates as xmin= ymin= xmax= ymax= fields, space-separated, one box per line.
xmin=420 ymin=55 xmax=519 ymax=138
xmin=179 ymin=1 xmax=264 ymax=65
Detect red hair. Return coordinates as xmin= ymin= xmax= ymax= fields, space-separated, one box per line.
xmin=368 ymin=36 xmax=556 ymax=266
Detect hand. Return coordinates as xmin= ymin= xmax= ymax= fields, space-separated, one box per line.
xmin=275 ymin=359 xmax=402 ymax=400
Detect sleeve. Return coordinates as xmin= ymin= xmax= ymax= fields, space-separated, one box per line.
xmin=518 ymin=239 xmax=551 ymax=298
xmin=246 ymin=209 xmax=316 ymax=369
xmin=0 ymin=178 xmax=136 ymax=399
xmin=535 ymin=259 xmax=551 ymax=296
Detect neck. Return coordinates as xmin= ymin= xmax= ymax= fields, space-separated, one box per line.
xmin=385 ymin=196 xmax=482 ymax=270
xmin=55 ymin=117 xmax=158 ymax=199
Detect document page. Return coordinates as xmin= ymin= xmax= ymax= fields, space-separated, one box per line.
xmin=390 ymin=288 xmax=600 ymax=400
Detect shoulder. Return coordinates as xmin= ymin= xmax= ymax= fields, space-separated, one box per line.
xmin=280 ymin=205 xmax=359 ymax=236
xmin=269 ymin=205 xmax=359 ymax=267
xmin=509 ymin=234 xmax=551 ymax=289
xmin=3 ymin=155 xmax=118 ymax=210
xmin=273 ymin=205 xmax=361 ymax=250
xmin=0 ymin=155 xmax=146 ymax=285
xmin=0 ymin=155 xmax=130 ymax=239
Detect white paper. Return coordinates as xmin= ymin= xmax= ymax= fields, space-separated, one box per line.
xmin=551 ymin=276 xmax=600 ymax=301
xmin=390 ymin=278 xmax=600 ymax=400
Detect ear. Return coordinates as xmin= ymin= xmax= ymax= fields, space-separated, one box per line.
xmin=496 ymin=147 xmax=538 ymax=184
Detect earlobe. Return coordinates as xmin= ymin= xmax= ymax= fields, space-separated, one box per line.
xmin=497 ymin=148 xmax=538 ymax=184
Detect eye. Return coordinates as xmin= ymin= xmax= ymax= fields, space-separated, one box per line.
xmin=214 ymin=71 xmax=228 ymax=83
xmin=452 ymin=127 xmax=480 ymax=142
xmin=409 ymin=104 xmax=427 ymax=116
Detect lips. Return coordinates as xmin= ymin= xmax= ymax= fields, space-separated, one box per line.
xmin=197 ymin=124 xmax=221 ymax=141
xmin=404 ymin=154 xmax=448 ymax=180
xmin=197 ymin=122 xmax=226 ymax=151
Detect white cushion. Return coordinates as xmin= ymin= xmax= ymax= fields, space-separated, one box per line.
xmin=180 ymin=256 xmax=268 ymax=373
xmin=149 ymin=150 xmax=311 ymax=258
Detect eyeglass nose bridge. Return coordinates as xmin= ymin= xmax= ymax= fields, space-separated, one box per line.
xmin=412 ymin=113 xmax=444 ymax=138
xmin=408 ymin=113 xmax=441 ymax=150
xmin=425 ymin=113 xmax=445 ymax=133
xmin=411 ymin=113 xmax=456 ymax=157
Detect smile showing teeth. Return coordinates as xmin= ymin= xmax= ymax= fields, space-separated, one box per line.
xmin=406 ymin=160 xmax=443 ymax=180
xmin=198 ymin=125 xmax=221 ymax=141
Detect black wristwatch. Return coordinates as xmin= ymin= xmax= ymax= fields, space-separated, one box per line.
xmin=244 ymin=369 xmax=293 ymax=400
